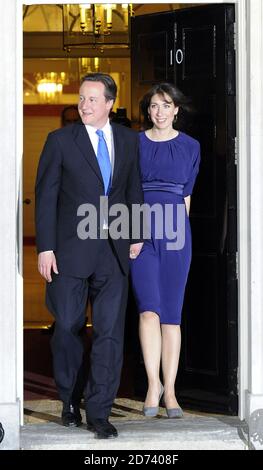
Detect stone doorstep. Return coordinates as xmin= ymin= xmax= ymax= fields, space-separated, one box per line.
xmin=21 ymin=417 xmax=248 ymax=450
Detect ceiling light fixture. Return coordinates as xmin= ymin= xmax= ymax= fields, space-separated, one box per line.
xmin=63 ymin=3 xmax=133 ymax=52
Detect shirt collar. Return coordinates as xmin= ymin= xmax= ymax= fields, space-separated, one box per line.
xmin=85 ymin=119 xmax=111 ymax=139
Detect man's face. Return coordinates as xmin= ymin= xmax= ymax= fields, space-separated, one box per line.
xmin=78 ymin=81 xmax=113 ymax=128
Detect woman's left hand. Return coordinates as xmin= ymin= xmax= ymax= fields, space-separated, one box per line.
xmin=129 ymin=242 xmax=144 ymax=259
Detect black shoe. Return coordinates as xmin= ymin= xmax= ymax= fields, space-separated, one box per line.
xmin=62 ymin=402 xmax=82 ymax=427
xmin=86 ymin=418 xmax=118 ymax=439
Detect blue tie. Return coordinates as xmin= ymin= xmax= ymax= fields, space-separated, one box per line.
xmin=96 ymin=129 xmax=111 ymax=195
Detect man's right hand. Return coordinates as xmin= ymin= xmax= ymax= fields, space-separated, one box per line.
xmin=38 ymin=251 xmax=59 ymax=282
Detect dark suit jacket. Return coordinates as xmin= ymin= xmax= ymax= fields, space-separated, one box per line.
xmin=35 ymin=122 xmax=144 ymax=278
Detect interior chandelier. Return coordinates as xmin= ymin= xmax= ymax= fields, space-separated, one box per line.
xmin=35 ymin=72 xmax=68 ymax=104
xmin=63 ymin=4 xmax=133 ymax=50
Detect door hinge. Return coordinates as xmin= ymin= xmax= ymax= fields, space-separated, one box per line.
xmin=234 ymin=136 xmax=238 ymax=165
xmin=214 ymin=124 xmax=217 ymax=140
xmin=236 ymin=366 xmax=239 ymax=393
xmin=236 ymin=252 xmax=239 ymax=280
xmin=233 ymin=22 xmax=237 ymax=51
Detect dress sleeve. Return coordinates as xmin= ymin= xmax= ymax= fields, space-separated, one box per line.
xmin=183 ymin=143 xmax=201 ymax=197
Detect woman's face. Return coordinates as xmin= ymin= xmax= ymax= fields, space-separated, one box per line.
xmin=148 ymin=92 xmax=178 ymax=130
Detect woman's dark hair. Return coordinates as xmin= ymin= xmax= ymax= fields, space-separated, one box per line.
xmin=140 ymin=82 xmax=194 ymax=130
xmin=80 ymin=73 xmax=117 ymax=102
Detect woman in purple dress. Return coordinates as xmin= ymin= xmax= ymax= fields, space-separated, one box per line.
xmin=130 ymin=83 xmax=200 ymax=418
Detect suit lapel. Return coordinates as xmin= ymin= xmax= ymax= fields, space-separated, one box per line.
xmin=72 ymin=123 xmax=103 ymax=183
xmin=72 ymin=122 xmax=124 ymax=189
xmin=111 ymin=123 xmax=124 ymax=188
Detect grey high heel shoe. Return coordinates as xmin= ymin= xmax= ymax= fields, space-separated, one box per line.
xmin=166 ymin=406 xmax=183 ymax=419
xmin=143 ymin=384 xmax=164 ymax=417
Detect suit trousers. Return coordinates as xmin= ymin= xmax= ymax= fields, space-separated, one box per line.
xmin=46 ymin=238 xmax=128 ymax=419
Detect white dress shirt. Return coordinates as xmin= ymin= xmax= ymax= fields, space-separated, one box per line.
xmin=85 ymin=119 xmax=114 ymax=172
xmin=85 ymin=119 xmax=114 ymax=229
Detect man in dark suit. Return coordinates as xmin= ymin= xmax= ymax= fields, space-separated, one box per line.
xmin=35 ymin=73 xmax=143 ymax=439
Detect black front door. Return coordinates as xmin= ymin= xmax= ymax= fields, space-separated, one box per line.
xmin=130 ymin=4 xmax=237 ymax=414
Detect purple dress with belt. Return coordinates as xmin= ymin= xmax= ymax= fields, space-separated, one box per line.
xmin=130 ymin=131 xmax=200 ymax=325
